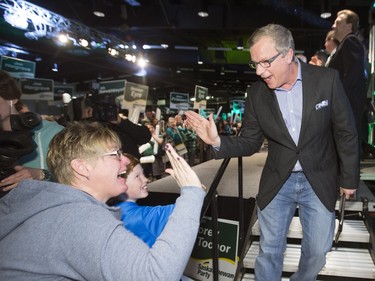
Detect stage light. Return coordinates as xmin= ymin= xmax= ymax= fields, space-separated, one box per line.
xmin=197 ymin=55 xmax=203 ymax=64
xmin=93 ymin=0 xmax=105 ymax=17
xmin=108 ymin=48 xmax=118 ymax=56
xmin=79 ymin=38 xmax=89 ymax=47
xmin=198 ymin=0 xmax=209 ymax=17
xmin=237 ymin=38 xmax=244 ymax=50
xmin=320 ymin=0 xmax=331 ymax=19
xmin=58 ymin=34 xmax=68 ymax=44
xmin=137 ymin=57 xmax=148 ymax=68
xmin=125 ymin=53 xmax=136 ymax=62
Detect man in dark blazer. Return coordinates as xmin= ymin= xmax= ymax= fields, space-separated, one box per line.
xmin=185 ymin=24 xmax=358 ymax=281
xmin=328 ymin=9 xmax=367 ymax=161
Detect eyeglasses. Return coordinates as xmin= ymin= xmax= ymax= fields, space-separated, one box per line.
xmin=98 ymin=149 xmax=123 ymax=160
xmin=249 ymin=52 xmax=281 ymax=69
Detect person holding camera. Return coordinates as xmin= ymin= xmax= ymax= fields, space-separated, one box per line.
xmin=81 ymin=98 xmax=151 ymax=159
xmin=0 ymin=121 xmax=206 ymax=280
xmin=0 ymin=70 xmax=63 ymax=194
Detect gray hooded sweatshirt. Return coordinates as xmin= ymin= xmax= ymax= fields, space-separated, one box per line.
xmin=0 ymin=180 xmax=205 ymax=281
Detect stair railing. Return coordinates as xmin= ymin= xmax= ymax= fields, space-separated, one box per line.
xmin=199 ymin=128 xmax=248 ymax=281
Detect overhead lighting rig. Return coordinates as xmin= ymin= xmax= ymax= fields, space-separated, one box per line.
xmin=0 ymin=0 xmax=142 ymax=66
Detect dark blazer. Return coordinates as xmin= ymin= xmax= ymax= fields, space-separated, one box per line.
xmin=328 ymin=33 xmax=366 ymax=127
xmin=215 ymin=62 xmax=359 ymax=212
xmin=105 ymin=119 xmax=151 ymax=158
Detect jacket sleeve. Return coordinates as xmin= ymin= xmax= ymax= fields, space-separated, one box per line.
xmin=214 ymin=85 xmax=265 ymax=159
xmin=330 ymin=71 xmax=360 ymax=189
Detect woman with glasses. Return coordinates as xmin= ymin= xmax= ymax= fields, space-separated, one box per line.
xmin=0 ymin=121 xmax=206 ymax=281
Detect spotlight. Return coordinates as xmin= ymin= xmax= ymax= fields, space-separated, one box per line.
xmin=108 ymin=48 xmax=118 ymax=56
xmin=137 ymin=57 xmax=148 ymax=68
xmin=58 ymin=34 xmax=68 ymax=44
xmin=320 ymin=12 xmax=331 ymax=19
xmin=125 ymin=53 xmax=136 ymax=62
xmin=197 ymin=54 xmax=203 ymax=64
xmin=93 ymin=0 xmax=105 ymax=17
xmin=52 ymin=63 xmax=58 ymax=72
xmin=79 ymin=38 xmax=89 ymax=47
xmin=198 ymin=0 xmax=209 ymax=17
xmin=237 ymin=38 xmax=244 ymax=50
xmin=320 ymin=0 xmax=331 ymax=19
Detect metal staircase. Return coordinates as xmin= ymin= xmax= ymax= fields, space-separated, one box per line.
xmin=242 ymin=219 xmax=374 ymax=280
xmin=238 ymin=181 xmax=375 ymax=281
xmin=189 ymin=153 xmax=375 ymax=281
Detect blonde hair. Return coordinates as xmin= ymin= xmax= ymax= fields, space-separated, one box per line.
xmin=47 ymin=121 xmax=121 ymax=185
xmin=325 ymin=30 xmax=339 ymax=46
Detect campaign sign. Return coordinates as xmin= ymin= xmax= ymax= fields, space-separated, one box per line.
xmin=123 ymin=81 xmax=149 ymax=111
xmin=20 ymin=78 xmax=54 ymax=100
xmin=1 ymin=56 xmax=35 ymax=78
xmin=194 ymin=85 xmax=208 ymax=110
xmin=170 ymin=92 xmax=189 ymax=110
xmin=184 ymin=216 xmax=239 ymax=281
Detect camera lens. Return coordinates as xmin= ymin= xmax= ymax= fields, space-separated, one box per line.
xmin=22 ymin=112 xmax=42 ymax=128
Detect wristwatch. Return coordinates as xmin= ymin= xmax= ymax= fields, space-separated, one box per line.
xmin=40 ymin=169 xmax=52 ymax=181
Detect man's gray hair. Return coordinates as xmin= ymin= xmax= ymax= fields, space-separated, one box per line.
xmin=247 ymin=24 xmax=295 ymax=57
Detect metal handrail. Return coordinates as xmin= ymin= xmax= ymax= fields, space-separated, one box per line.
xmin=199 ymin=129 xmax=246 ymax=281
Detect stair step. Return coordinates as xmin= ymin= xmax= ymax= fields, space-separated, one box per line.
xmin=241 ymin=273 xmax=321 ymax=280
xmin=244 ymin=242 xmax=375 ymax=280
xmin=252 ymin=217 xmax=370 ymax=243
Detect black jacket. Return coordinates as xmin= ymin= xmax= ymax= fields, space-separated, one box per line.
xmin=105 ymin=119 xmax=151 ymax=158
xmin=215 ymin=63 xmax=358 ymax=212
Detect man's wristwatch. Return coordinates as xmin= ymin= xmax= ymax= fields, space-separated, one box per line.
xmin=40 ymin=169 xmax=52 ymax=181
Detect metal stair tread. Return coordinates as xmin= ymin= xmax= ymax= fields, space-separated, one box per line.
xmin=251 ymin=217 xmax=369 ymax=243
xmin=244 ymin=242 xmax=375 ymax=279
xmin=241 ymin=273 xmax=322 ymax=280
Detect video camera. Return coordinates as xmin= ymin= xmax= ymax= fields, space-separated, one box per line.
xmin=85 ymin=90 xmax=119 ymax=122
xmin=0 ymin=111 xmax=41 ymax=186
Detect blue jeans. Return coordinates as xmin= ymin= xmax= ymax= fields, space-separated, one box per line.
xmin=255 ymin=172 xmax=335 ymax=281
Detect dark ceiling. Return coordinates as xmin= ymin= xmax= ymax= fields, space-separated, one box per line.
xmin=0 ymin=0 xmax=372 ymax=102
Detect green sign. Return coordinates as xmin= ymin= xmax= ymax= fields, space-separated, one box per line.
xmin=99 ymin=80 xmax=126 ymax=97
xmin=194 ymin=85 xmax=208 ymax=110
xmin=20 ymin=78 xmax=54 ymax=100
xmin=123 ymin=81 xmax=149 ymax=111
xmin=184 ymin=216 xmax=239 ymax=281
xmin=170 ymin=92 xmax=189 ymax=110
xmin=195 ymin=85 xmax=208 ymax=102
xmin=1 ymin=56 xmax=35 ymax=78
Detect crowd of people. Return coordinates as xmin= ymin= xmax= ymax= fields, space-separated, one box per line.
xmin=0 ymin=7 xmax=371 ymax=281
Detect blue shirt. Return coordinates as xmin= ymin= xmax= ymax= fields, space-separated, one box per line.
xmin=117 ymin=201 xmax=175 ymax=247
xmin=274 ymin=60 xmax=303 ymax=171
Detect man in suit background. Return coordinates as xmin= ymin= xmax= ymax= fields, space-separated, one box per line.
xmin=185 ymin=24 xmax=358 ymax=281
xmin=328 ymin=9 xmax=367 ymax=162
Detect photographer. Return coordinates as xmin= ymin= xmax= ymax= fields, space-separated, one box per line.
xmin=83 ymin=93 xmax=151 ymax=158
xmin=0 ymin=70 xmax=62 ymax=194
